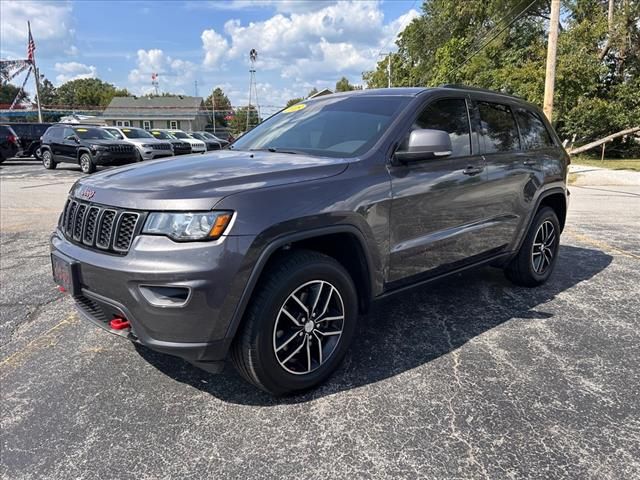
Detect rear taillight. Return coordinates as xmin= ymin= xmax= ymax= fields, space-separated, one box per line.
xmin=7 ymin=134 xmax=18 ymax=144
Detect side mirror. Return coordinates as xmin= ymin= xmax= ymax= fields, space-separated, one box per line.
xmin=65 ymin=135 xmax=79 ymax=143
xmin=394 ymin=129 xmax=452 ymax=163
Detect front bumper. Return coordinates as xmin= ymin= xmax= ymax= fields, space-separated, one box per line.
xmin=93 ymin=150 xmax=137 ymax=165
xmin=50 ymin=228 xmax=255 ymax=370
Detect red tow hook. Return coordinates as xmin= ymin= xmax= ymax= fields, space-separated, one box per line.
xmin=109 ymin=317 xmax=131 ymax=330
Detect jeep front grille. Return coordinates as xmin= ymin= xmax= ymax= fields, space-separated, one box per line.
xmin=107 ymin=144 xmax=134 ymax=154
xmin=60 ymin=199 xmax=144 ymax=254
xmin=152 ymin=143 xmax=172 ymax=151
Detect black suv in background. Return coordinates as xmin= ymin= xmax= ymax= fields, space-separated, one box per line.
xmin=0 ymin=125 xmax=21 ymax=162
xmin=149 ymin=129 xmax=192 ymax=155
xmin=51 ymin=87 xmax=569 ymax=394
xmin=40 ymin=124 xmax=137 ymax=173
xmin=189 ymin=132 xmax=222 ymax=150
xmin=4 ymin=123 xmax=52 ymax=160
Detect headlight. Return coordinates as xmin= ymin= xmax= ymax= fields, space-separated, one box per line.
xmin=142 ymin=144 xmax=154 ymax=148
xmin=91 ymin=144 xmax=106 ymax=150
xmin=142 ymin=211 xmax=233 ymax=241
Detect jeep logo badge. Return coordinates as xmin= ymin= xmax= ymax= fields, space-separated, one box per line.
xmin=79 ymin=188 xmax=96 ymax=200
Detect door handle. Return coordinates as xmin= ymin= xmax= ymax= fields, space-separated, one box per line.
xmin=463 ymin=165 xmax=484 ymax=176
xmin=523 ymin=159 xmax=538 ymax=166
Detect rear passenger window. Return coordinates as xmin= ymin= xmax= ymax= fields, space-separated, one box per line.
xmin=515 ymin=109 xmax=554 ymax=149
xmin=478 ymin=102 xmax=520 ymax=153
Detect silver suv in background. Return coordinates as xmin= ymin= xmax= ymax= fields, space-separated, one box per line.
xmin=166 ymin=129 xmax=206 ymax=153
xmin=103 ymin=126 xmax=173 ymax=161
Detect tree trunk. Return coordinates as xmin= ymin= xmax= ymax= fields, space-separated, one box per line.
xmin=598 ymin=0 xmax=615 ymax=61
xmin=567 ymin=127 xmax=640 ymax=155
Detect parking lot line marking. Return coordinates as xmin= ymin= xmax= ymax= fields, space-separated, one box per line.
xmin=0 ymin=313 xmax=78 ymax=372
xmin=565 ymin=227 xmax=640 ymax=260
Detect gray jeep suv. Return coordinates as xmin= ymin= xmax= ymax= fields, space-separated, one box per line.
xmin=50 ymin=86 xmax=569 ymax=395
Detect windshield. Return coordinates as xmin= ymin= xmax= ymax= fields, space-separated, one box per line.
xmin=231 ymin=95 xmax=411 ymax=158
xmin=190 ymin=133 xmax=205 ymax=140
xmin=172 ymin=131 xmax=190 ymax=139
xmin=150 ymin=130 xmax=172 ymax=140
xmin=121 ymin=128 xmax=153 ymax=139
xmin=74 ymin=128 xmax=115 ymax=140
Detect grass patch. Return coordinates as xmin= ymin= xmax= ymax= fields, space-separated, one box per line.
xmin=571 ymin=156 xmax=640 ymax=172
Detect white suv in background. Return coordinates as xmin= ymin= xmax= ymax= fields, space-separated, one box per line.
xmin=103 ymin=126 xmax=174 ymax=161
xmin=167 ymin=129 xmax=206 ymax=153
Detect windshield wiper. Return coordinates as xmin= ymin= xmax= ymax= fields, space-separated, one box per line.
xmin=249 ymin=147 xmax=301 ymax=155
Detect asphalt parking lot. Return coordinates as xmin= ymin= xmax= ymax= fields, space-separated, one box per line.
xmin=1 ymin=158 xmax=639 ymax=479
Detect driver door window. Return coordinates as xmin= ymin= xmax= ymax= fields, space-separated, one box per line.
xmin=409 ymin=98 xmax=472 ymax=157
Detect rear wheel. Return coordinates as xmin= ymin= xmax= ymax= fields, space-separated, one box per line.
xmin=232 ymin=250 xmax=358 ymax=395
xmin=79 ymin=152 xmax=95 ymax=174
xmin=504 ymin=207 xmax=560 ymax=287
xmin=42 ymin=149 xmax=56 ymax=169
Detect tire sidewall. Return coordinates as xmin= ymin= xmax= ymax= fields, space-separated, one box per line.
xmin=253 ymin=260 xmax=358 ymax=394
xmin=523 ymin=207 xmax=561 ymax=283
xmin=80 ymin=152 xmax=93 ymax=173
xmin=42 ymin=149 xmax=54 ymax=169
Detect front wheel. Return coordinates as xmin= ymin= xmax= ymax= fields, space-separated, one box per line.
xmin=504 ymin=207 xmax=560 ymax=287
xmin=79 ymin=152 xmax=96 ymax=174
xmin=42 ymin=149 xmax=56 ymax=169
xmin=231 ymin=250 xmax=358 ymax=395
xmin=135 ymin=149 xmax=144 ymax=162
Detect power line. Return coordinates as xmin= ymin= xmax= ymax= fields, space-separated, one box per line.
xmin=450 ymin=0 xmax=539 ymax=77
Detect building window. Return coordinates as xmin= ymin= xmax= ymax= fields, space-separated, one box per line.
xmin=116 ymin=120 xmax=130 ymax=127
xmin=143 ymin=120 xmax=151 ymax=130
xmin=170 ymin=120 xmax=178 ymax=129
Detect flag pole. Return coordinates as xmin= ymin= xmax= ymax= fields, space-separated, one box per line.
xmin=28 ymin=21 xmax=43 ymax=122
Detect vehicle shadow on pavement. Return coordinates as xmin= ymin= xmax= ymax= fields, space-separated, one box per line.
xmin=135 ymin=245 xmax=612 ymax=405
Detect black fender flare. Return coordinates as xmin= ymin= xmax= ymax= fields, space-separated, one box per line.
xmin=512 ymin=186 xmax=568 ymax=254
xmin=223 ymin=224 xmax=376 ymax=344
xmin=77 ymin=148 xmax=92 ymax=162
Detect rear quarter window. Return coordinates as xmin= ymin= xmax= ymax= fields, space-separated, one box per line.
xmin=515 ymin=109 xmax=554 ymax=149
xmin=478 ymin=101 xmax=520 ymax=153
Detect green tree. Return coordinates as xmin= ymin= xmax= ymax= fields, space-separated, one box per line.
xmin=204 ymin=87 xmax=232 ymax=128
xmin=229 ymin=106 xmax=260 ymax=134
xmin=35 ymin=75 xmax=57 ymax=106
xmin=335 ymin=76 xmax=357 ymax=92
xmin=362 ymin=0 xmax=640 ymax=157
xmin=0 ymin=83 xmax=29 ymax=105
xmin=285 ymin=97 xmax=304 ymax=108
xmin=55 ymin=78 xmax=129 ymax=108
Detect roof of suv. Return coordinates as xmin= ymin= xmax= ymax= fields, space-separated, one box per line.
xmin=320 ymin=86 xmax=530 ymax=105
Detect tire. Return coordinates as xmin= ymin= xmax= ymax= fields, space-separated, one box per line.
xmin=34 ymin=147 xmax=42 ymax=161
xmin=135 ymin=149 xmax=144 ymax=162
xmin=231 ymin=249 xmax=358 ymax=395
xmin=505 ymin=207 xmax=560 ymax=287
xmin=79 ymin=152 xmax=95 ymax=174
xmin=42 ymin=149 xmax=56 ymax=169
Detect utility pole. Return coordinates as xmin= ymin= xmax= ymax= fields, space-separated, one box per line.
xmin=211 ymin=89 xmax=216 ymax=134
xmin=388 ymin=54 xmax=392 ymax=88
xmin=543 ymin=0 xmax=561 ymax=122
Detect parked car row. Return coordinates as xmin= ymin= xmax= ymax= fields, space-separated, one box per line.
xmin=0 ymin=122 xmax=232 ymax=173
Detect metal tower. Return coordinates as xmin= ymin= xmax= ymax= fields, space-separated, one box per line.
xmin=246 ymin=49 xmax=260 ymax=131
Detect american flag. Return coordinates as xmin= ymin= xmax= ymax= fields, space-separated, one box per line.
xmin=27 ymin=22 xmax=35 ymax=63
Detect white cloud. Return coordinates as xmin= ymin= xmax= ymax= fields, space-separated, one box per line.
xmin=199 ymin=1 xmax=419 ymax=84
xmin=127 ymin=49 xmax=198 ymax=95
xmin=54 ymin=62 xmax=97 ymax=84
xmin=201 ymin=29 xmax=229 ymax=69
xmin=0 ymin=1 xmax=74 ymax=57
xmin=188 ymin=0 xmax=338 ymax=13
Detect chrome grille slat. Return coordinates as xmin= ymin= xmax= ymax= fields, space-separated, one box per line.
xmin=65 ymin=201 xmax=77 ymax=235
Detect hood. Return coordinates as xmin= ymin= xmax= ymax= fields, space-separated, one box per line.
xmin=88 ymin=139 xmax=130 ymax=146
xmin=123 ymin=137 xmax=167 ymax=145
xmin=70 ymin=150 xmax=349 ymax=210
xmin=183 ymin=138 xmax=205 ymax=146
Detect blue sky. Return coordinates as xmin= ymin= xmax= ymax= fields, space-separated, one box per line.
xmin=1 ymin=0 xmax=420 ymax=115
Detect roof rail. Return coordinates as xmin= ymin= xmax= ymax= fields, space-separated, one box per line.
xmin=438 ymin=84 xmax=528 ymax=101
